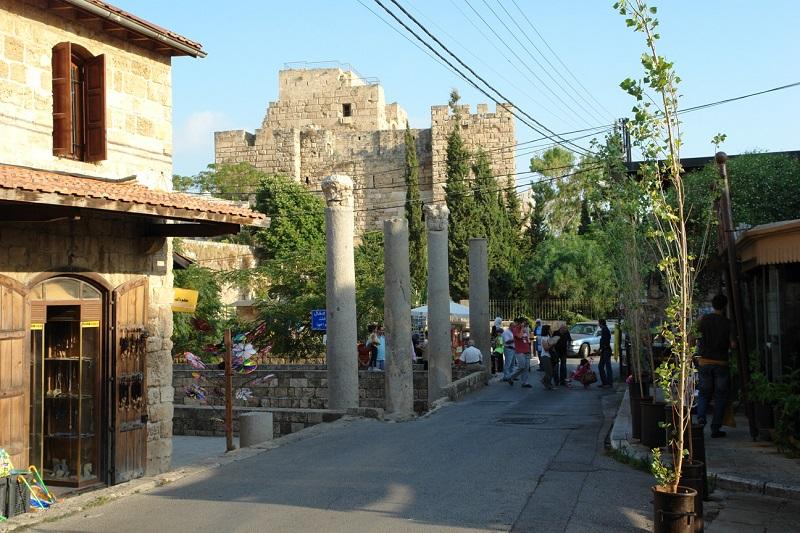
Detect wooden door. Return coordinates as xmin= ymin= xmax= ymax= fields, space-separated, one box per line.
xmin=111 ymin=278 xmax=148 ymax=484
xmin=0 ymin=276 xmax=29 ymax=470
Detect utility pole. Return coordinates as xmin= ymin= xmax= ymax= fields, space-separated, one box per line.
xmin=621 ymin=118 xmax=632 ymax=164
xmin=714 ymin=152 xmax=757 ymax=441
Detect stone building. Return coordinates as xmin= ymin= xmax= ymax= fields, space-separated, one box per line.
xmin=215 ymin=65 xmax=516 ymax=234
xmin=0 ymin=0 xmax=265 ymax=489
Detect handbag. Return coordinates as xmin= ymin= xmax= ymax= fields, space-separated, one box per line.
xmin=582 ymin=371 xmax=598 ymax=385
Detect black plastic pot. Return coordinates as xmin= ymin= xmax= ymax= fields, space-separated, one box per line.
xmin=631 ymin=395 xmax=652 ymax=440
xmin=755 ymin=402 xmax=775 ymax=440
xmin=680 ymin=461 xmax=705 ymax=532
xmin=629 ymin=381 xmax=648 ymax=399
xmin=652 ymin=485 xmax=697 ymax=533
xmin=641 ymin=399 xmax=668 ymax=448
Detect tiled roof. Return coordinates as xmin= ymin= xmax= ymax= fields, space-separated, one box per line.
xmin=81 ymin=0 xmax=203 ymax=51
xmin=0 ymin=164 xmax=266 ymax=225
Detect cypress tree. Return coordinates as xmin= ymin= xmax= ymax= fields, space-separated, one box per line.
xmin=404 ymin=124 xmax=426 ymax=303
xmin=444 ymin=91 xmax=475 ymax=301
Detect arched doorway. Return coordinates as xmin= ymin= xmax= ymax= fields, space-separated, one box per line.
xmin=29 ymin=276 xmax=105 ymax=488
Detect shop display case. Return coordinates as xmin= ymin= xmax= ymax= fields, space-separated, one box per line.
xmin=30 ymin=295 xmax=101 ymax=488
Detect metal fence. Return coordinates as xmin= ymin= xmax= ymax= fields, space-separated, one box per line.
xmin=489 ymin=299 xmax=620 ymax=322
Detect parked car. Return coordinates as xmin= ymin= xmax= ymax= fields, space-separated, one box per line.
xmin=567 ymin=321 xmax=619 ymax=358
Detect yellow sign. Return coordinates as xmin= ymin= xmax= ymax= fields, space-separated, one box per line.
xmin=31 ymin=323 xmax=44 ymax=331
xmin=172 ymin=288 xmax=199 ymax=314
xmin=81 ymin=320 xmax=100 ymax=328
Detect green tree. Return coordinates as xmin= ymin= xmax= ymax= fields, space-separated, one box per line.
xmin=577 ymin=198 xmax=592 ymax=235
xmin=253 ymin=174 xmax=326 ymax=260
xmin=529 ymin=146 xmax=579 ymax=234
xmin=504 ymin=175 xmax=522 ymax=231
xmin=444 ymin=90 xmax=476 ymax=301
xmin=523 ymin=233 xmax=617 ymax=305
xmin=172 ymin=265 xmax=225 ymax=357
xmin=172 ymin=173 xmax=194 ymax=192
xmin=404 ymin=124 xmax=426 ymax=304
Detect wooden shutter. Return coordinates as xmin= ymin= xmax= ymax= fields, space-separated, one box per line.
xmin=0 ymin=276 xmax=29 ymax=471
xmin=85 ymin=54 xmax=106 ymax=162
xmin=51 ymin=42 xmax=73 ymax=157
xmin=111 ymin=278 xmax=148 ymax=484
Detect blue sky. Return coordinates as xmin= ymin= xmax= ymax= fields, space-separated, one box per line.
xmin=112 ymin=1 xmax=800 ymax=177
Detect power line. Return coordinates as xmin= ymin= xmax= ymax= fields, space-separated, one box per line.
xmin=509 ymin=0 xmax=617 ymax=121
xmin=678 ymin=80 xmax=800 ymax=115
xmin=475 ymin=0 xmax=600 ymax=128
xmin=188 ymin=125 xmax=613 ymax=197
xmin=492 ymin=0 xmax=612 ymax=125
xmin=374 ymin=0 xmax=594 ymax=157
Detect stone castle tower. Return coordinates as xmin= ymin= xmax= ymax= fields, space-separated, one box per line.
xmin=214 ymin=65 xmax=516 ymax=234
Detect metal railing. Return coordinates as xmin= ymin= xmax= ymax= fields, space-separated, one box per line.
xmin=489 ymin=299 xmax=619 ymax=322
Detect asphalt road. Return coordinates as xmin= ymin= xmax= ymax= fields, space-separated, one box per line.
xmin=35 ymin=363 xmax=653 ymax=532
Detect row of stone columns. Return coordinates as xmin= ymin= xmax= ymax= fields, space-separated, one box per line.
xmin=322 ymin=174 xmax=489 ymax=419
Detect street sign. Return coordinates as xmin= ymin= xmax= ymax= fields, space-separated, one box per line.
xmin=172 ymin=288 xmax=199 ymax=313
xmin=311 ymin=309 xmax=327 ymax=331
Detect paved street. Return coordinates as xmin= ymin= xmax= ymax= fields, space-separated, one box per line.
xmin=34 ymin=367 xmax=653 ymax=533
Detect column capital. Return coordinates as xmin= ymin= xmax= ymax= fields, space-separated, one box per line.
xmin=322 ymin=174 xmax=354 ymax=207
xmin=423 ymin=204 xmax=449 ymax=231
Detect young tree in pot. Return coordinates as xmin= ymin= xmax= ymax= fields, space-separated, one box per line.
xmin=614 ymin=1 xmax=713 ymax=530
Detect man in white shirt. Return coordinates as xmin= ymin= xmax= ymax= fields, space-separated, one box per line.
xmin=502 ymin=319 xmax=517 ymax=381
xmin=459 ymin=339 xmax=484 ymax=365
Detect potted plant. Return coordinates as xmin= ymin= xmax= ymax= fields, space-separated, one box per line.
xmin=614 ymin=1 xmax=716 ymax=530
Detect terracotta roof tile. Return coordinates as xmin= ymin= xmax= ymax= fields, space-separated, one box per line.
xmin=0 ymin=164 xmax=266 ymax=224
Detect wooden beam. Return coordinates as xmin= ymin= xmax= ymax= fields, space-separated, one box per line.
xmin=0 ymin=203 xmax=80 ymax=222
xmin=144 ymin=222 xmax=242 ymax=237
xmin=103 ymin=22 xmax=128 ymax=33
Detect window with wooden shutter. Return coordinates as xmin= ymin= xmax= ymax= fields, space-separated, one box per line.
xmin=84 ymin=54 xmax=106 ymax=162
xmin=51 ymin=43 xmax=73 ymax=157
xmin=51 ymin=43 xmax=106 ymax=162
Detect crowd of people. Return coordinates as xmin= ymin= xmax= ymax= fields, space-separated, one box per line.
xmin=490 ymin=316 xmax=613 ymax=391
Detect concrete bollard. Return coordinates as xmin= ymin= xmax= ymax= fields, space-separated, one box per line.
xmin=239 ymin=411 xmax=274 ymax=447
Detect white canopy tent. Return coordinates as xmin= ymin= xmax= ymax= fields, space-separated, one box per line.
xmin=410 ymin=301 xmax=470 ymax=324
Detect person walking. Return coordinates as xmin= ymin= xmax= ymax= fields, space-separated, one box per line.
xmin=539 ymin=325 xmax=557 ymax=390
xmin=366 ymin=324 xmax=379 ymax=371
xmin=506 ymin=317 xmax=532 ymax=388
xmin=552 ymin=324 xmax=572 ymax=386
xmin=695 ymin=294 xmax=735 ymax=438
xmin=597 ymin=318 xmax=613 ymax=388
xmin=501 ymin=320 xmax=517 ymax=381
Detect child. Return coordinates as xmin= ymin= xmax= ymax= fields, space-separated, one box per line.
xmin=570 ymin=358 xmax=597 ymax=389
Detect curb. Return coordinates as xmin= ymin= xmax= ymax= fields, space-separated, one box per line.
xmin=0 ymin=415 xmax=360 ymax=532
xmin=609 ymin=389 xmax=800 ymax=502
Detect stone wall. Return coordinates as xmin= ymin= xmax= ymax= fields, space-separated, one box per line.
xmin=0 ymin=0 xmax=174 ymax=189
xmin=173 ymin=405 xmax=346 ymax=439
xmin=176 ymin=239 xmax=256 ymax=305
xmin=0 ymin=211 xmax=174 ymax=474
xmin=430 ymin=103 xmax=516 ymax=202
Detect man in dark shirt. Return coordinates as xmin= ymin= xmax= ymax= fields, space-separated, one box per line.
xmin=696 ymin=294 xmax=734 ymax=438
xmin=598 ymin=319 xmax=613 ymax=388
xmin=553 ymin=325 xmax=572 ymax=386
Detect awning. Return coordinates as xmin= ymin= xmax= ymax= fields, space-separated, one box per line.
xmin=411 ymin=301 xmax=470 ymax=323
xmin=736 ymin=219 xmax=800 ymax=270
xmin=0 ymin=164 xmax=268 ymax=237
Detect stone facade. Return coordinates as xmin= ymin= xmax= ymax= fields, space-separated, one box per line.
xmin=215 ymin=66 xmax=516 ymax=234
xmin=0 ymin=0 xmax=207 ymax=481
xmin=0 ymin=211 xmax=174 ymax=474
xmin=0 ymin=0 xmax=174 ymax=190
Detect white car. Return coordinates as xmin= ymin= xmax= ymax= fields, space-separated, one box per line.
xmin=568 ymin=321 xmax=618 ymax=358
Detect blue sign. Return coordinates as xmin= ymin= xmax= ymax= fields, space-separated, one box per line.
xmin=311 ymin=309 xmax=327 ymax=331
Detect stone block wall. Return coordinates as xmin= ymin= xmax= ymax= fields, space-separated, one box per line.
xmin=173 ymin=405 xmax=345 ymax=439
xmin=176 ymin=239 xmax=256 ymax=305
xmin=430 ymin=103 xmax=516 ymax=202
xmin=0 ymin=0 xmax=173 ymax=188
xmin=0 ymin=211 xmax=174 ymax=474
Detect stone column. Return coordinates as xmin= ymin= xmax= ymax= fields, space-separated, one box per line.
xmin=469 ymin=238 xmax=490 ymax=379
xmin=424 ymin=204 xmax=451 ymax=401
xmin=383 ymin=218 xmax=414 ymax=419
xmin=322 ymin=175 xmax=359 ymax=410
